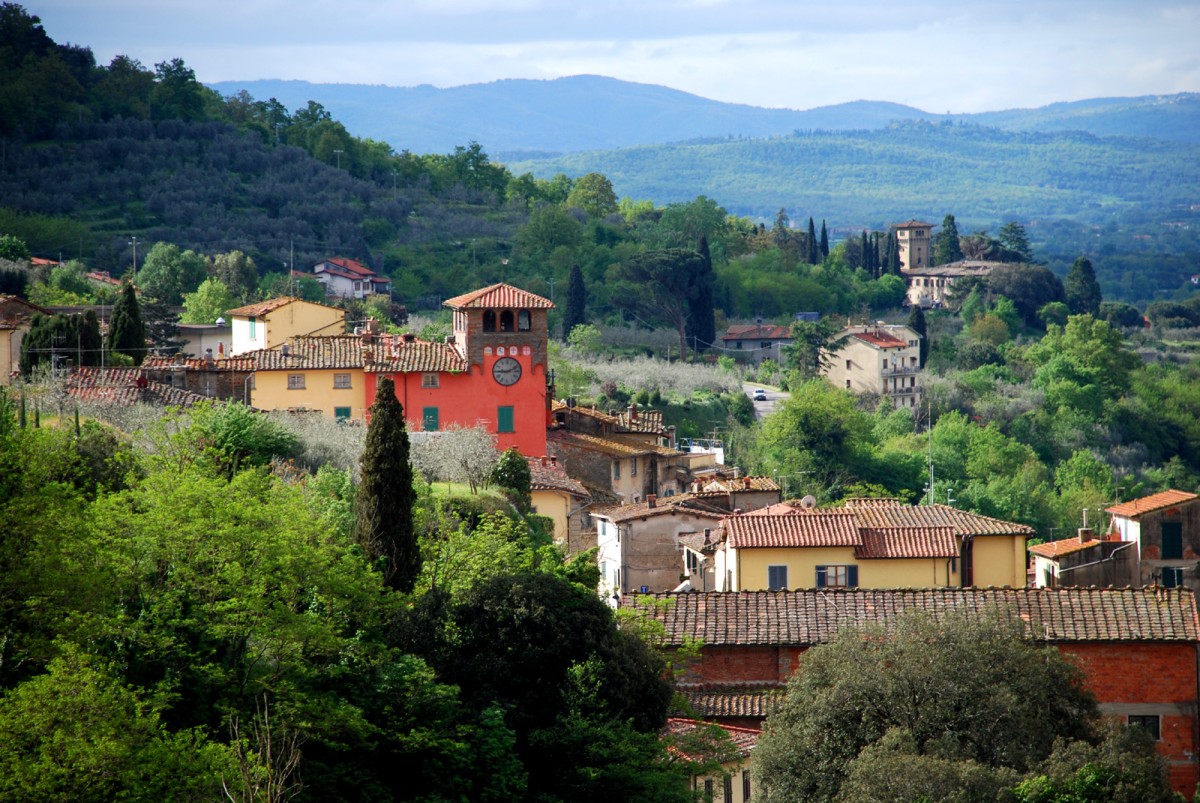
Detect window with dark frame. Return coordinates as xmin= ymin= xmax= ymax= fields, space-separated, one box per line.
xmin=1162 ymin=521 xmax=1183 ymax=559
xmin=421 ymin=372 xmax=439 ymax=388
xmin=816 ymin=564 xmax=859 ymax=588
xmin=743 ymin=770 xmax=751 ymax=800
xmin=287 ymin=374 xmax=305 ymax=390
xmin=518 ymin=309 xmax=531 ymax=331
xmin=1129 ymin=714 xmax=1161 ymax=741
xmin=768 ymin=564 xmax=788 ymax=590
xmin=723 ymin=775 xmax=732 ymax=802
xmin=333 ymin=373 xmax=351 ymax=389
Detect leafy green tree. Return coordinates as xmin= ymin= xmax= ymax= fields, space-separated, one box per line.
xmin=1064 ymin=256 xmax=1103 ymax=316
xmin=566 ymin=322 xmax=603 ymax=355
xmin=987 ymin=263 xmax=1066 ymax=326
xmin=180 ymin=277 xmax=235 ymax=324
xmin=1039 ymin=301 xmax=1070 ymax=327
xmin=999 ymin=221 xmax=1035 ymax=262
xmin=907 ymin=304 xmax=928 ymax=367
xmin=151 ymin=57 xmax=205 ymax=121
xmin=107 ymin=281 xmax=145 ymax=365
xmin=185 ymin=401 xmax=299 ymax=477
xmin=490 ymin=446 xmax=532 ymax=513
xmin=210 ymin=249 xmax=259 ymax=302
xmin=754 ymin=609 xmax=1098 ymax=803
xmin=933 ymin=213 xmax=964 ymax=265
xmin=1099 ymin=301 xmax=1144 ymax=329
xmin=610 ymin=247 xmax=707 ymax=358
xmin=1014 ymin=723 xmax=1179 ymax=803
xmin=0 ymin=233 xmax=31 ymax=262
xmin=0 ymin=646 xmax=242 ymax=802
xmin=136 ymin=241 xmax=206 ymax=304
xmin=565 ymin=172 xmax=618 ymax=218
xmin=782 ymin=317 xmax=840 ymax=380
xmin=19 ymin=311 xmax=101 ymax=373
xmin=686 ymin=235 xmax=717 ymax=351
xmin=562 ymin=264 xmax=587 ymax=342
xmin=355 ymin=375 xmax=419 ymax=592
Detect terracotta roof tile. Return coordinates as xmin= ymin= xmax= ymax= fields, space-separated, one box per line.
xmin=65 ymin=367 xmax=213 ymax=408
xmin=1029 ymin=538 xmax=1104 ymax=558
xmin=723 ymin=324 xmax=792 ymax=341
xmin=664 ymin=718 xmax=761 ymax=759
xmin=526 ymin=456 xmax=589 ymax=497
xmin=693 ymin=476 xmax=781 ymax=496
xmin=1107 ymin=490 xmax=1199 ymax=518
xmin=856 ymin=526 xmax=958 ymax=559
xmin=240 ymin=335 xmax=467 ymax=373
xmin=675 ymin=683 xmax=785 ymax=720
xmin=893 ymin=220 xmax=934 ymax=229
xmin=742 ymin=501 xmax=807 ymax=516
xmin=320 ymin=257 xmax=376 ymax=277
xmin=628 ymin=588 xmax=1200 ymax=645
xmin=615 ymin=407 xmax=666 ymax=433
xmin=548 ymin=430 xmax=665 ymax=457
xmin=592 ymin=496 xmax=727 ymax=524
xmin=141 ymin=355 xmax=256 ymax=371
xmin=369 ymin=339 xmax=467 ymax=373
xmin=845 ymin=501 xmax=1034 ymax=536
xmin=723 ymin=512 xmax=860 ymax=549
xmin=443 ymin=282 xmax=554 ymax=310
xmin=226 ymin=296 xmax=342 ymax=318
xmin=852 ymin=331 xmax=909 ymax=349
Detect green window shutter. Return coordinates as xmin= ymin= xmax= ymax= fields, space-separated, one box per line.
xmin=422 ymin=407 xmax=439 ymax=431
xmin=847 ymin=565 xmax=859 ymax=587
xmin=497 ymin=405 xmax=514 ymax=433
xmin=815 ymin=565 xmax=827 ymax=588
xmin=334 ymin=406 xmax=351 ymax=422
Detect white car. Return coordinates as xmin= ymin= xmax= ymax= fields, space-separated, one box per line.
xmin=753 ymin=388 xmax=768 ymax=402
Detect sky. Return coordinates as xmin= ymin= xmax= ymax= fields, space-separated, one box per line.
xmin=29 ymin=0 xmax=1200 ymax=113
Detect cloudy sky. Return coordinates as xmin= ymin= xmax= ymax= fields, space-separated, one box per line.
xmin=31 ymin=0 xmax=1200 ymax=113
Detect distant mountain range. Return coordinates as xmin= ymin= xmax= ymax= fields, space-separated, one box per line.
xmin=208 ymin=75 xmax=1200 ymax=156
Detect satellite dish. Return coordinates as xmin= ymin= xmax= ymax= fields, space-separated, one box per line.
xmin=800 ymin=495 xmax=818 ymax=509
xmin=215 ymin=317 xmax=225 ymax=326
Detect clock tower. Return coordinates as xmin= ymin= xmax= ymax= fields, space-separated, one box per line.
xmin=442 ymin=283 xmax=555 ymax=455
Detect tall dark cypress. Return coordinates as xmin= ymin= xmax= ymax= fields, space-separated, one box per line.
xmin=908 ymin=304 xmax=929 ymax=368
xmin=806 ymin=217 xmax=819 ymax=264
xmin=562 ymin=264 xmax=587 ymax=342
xmin=107 ymin=281 xmax=146 ymax=365
xmin=860 ymin=231 xmax=870 ymax=275
xmin=686 ymin=236 xmax=717 ymax=352
xmin=354 ymin=376 xmax=419 ymax=592
xmin=819 ymin=220 xmax=829 ymax=259
xmin=887 ymin=231 xmax=901 ymax=275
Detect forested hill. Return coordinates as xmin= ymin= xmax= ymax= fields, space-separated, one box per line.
xmin=506 ymin=122 xmax=1200 ymax=227
xmin=209 ymin=75 xmax=1200 ymax=155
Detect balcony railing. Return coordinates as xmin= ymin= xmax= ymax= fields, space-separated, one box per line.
xmin=881 ymin=365 xmax=921 ymax=377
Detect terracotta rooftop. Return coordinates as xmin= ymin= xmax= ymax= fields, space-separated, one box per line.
xmin=851 ymin=331 xmax=909 ymax=349
xmin=678 ymin=530 xmax=723 ymax=553
xmin=723 ymin=512 xmax=861 ymax=549
xmin=318 ymin=257 xmax=377 ymax=277
xmin=856 ymin=526 xmax=958 ymax=559
xmin=615 ymin=406 xmax=666 ymax=434
xmin=244 ymin=335 xmax=365 ymax=370
xmin=239 ymin=335 xmax=468 ymax=374
xmin=844 ymin=500 xmax=1034 ymax=536
xmin=526 ymin=456 xmax=588 ymax=498
xmin=549 ymin=429 xmax=649 ymax=457
xmin=368 ymin=339 xmax=468 ymax=373
xmin=1107 ymin=490 xmax=1199 ymax=518
xmin=628 ymin=588 xmax=1200 ymax=646
xmin=65 ymin=367 xmax=213 ymax=408
xmin=592 ymin=496 xmax=726 ymax=525
xmin=675 ymin=683 xmax=785 ymax=721
xmin=1028 ymin=538 xmax=1103 ymax=559
xmin=723 ymin=324 xmax=792 ymax=341
xmin=742 ymin=501 xmax=807 ymax=516
xmin=226 ymin=296 xmax=343 ymax=318
xmin=142 ymin=355 xmax=256 ymax=371
xmin=443 ymin=282 xmax=554 ymax=310
xmin=693 ymin=476 xmax=781 ymax=496
xmin=893 ymin=220 xmax=934 ymax=229
xmin=664 ymin=718 xmax=761 ymax=760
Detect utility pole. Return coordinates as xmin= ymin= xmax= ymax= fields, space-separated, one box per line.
xmin=333 ymin=149 xmax=344 ymax=169
xmin=392 ymin=170 xmax=398 ymax=201
xmin=129 ymin=236 xmax=139 ymax=282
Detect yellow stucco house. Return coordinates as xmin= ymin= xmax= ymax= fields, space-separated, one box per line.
xmin=228 ymin=297 xmax=345 ymax=356
xmin=0 ymin=295 xmax=48 ymax=385
xmin=243 ymin=334 xmax=368 ymax=420
xmin=715 ymin=498 xmax=1032 ymax=591
xmin=527 ymin=455 xmax=590 ymax=547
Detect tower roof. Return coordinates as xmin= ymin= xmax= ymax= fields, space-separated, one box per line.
xmin=443 ymin=283 xmax=554 ymax=310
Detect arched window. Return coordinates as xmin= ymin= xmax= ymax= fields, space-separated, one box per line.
xmin=483 ymin=310 xmax=496 ymax=332
xmin=500 ymin=310 xmax=515 ymax=332
xmin=517 ymin=310 xmax=531 ymax=331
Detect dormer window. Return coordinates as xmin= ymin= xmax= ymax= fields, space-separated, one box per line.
xmin=500 ymin=310 xmax=515 ymax=332
xmin=518 ymin=310 xmax=531 ymax=331
xmin=483 ymin=310 xmax=497 ymax=332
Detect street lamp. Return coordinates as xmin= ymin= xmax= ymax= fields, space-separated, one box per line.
xmin=333 ymin=149 xmax=344 ymax=169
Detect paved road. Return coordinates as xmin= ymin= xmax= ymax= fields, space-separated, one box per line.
xmin=742 ymin=382 xmax=789 ymax=421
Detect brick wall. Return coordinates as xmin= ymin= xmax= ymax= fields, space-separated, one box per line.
xmin=683 ymin=640 xmax=1198 ymax=798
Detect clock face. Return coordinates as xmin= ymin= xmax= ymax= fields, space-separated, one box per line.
xmin=492 ymin=356 xmax=522 ymax=386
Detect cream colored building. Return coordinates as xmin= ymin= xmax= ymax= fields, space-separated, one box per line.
xmin=228 ymin=297 xmax=346 ymax=356
xmin=715 ymin=498 xmax=1032 ymax=591
xmin=527 ymin=455 xmax=591 ymax=549
xmin=893 ymin=220 xmax=933 ymax=270
xmin=903 ymin=260 xmax=999 ymax=308
xmin=823 ymin=323 xmax=923 ymax=408
xmin=0 ymin=296 xmax=47 ymax=385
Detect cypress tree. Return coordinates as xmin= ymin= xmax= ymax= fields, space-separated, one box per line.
xmin=933 ymin=214 xmax=964 ymax=266
xmin=887 ymin=231 xmax=901 ymax=275
xmin=819 ymin=219 xmax=829 ymax=259
xmin=79 ymin=310 xmax=102 ymax=367
xmin=860 ymin=231 xmax=870 ymax=274
xmin=806 ymin=217 xmax=819 ymax=264
xmin=562 ymin=264 xmax=587 ymax=342
xmin=108 ymin=281 xmax=146 ymax=365
xmin=686 ymin=236 xmax=717 ymax=352
xmin=908 ymin=304 xmax=929 ymax=367
xmin=354 ymin=375 xmax=419 ymax=592
xmin=1064 ymin=256 xmax=1102 ymax=316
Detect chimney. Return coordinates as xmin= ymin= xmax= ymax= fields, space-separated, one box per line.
xmin=550 ymin=456 xmax=558 ymax=466
xmin=628 ymin=403 xmax=638 ymax=422
xmin=1078 ymin=527 xmax=1094 ymax=544
xmin=362 ymin=347 xmax=374 ymax=363
xmin=203 ymin=348 xmax=214 ymax=368
xmin=703 ymin=528 xmax=712 ymax=546
xmin=743 ymin=476 xmax=752 ymax=489
xmin=733 ymin=466 xmax=740 ymax=479
xmin=647 ymin=494 xmax=657 ymax=508
xmin=281 ymin=343 xmax=290 ymax=357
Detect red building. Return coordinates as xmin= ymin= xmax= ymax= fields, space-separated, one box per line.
xmin=632 ymin=587 xmax=1200 ymax=798
xmin=364 ymin=283 xmax=554 ymax=456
